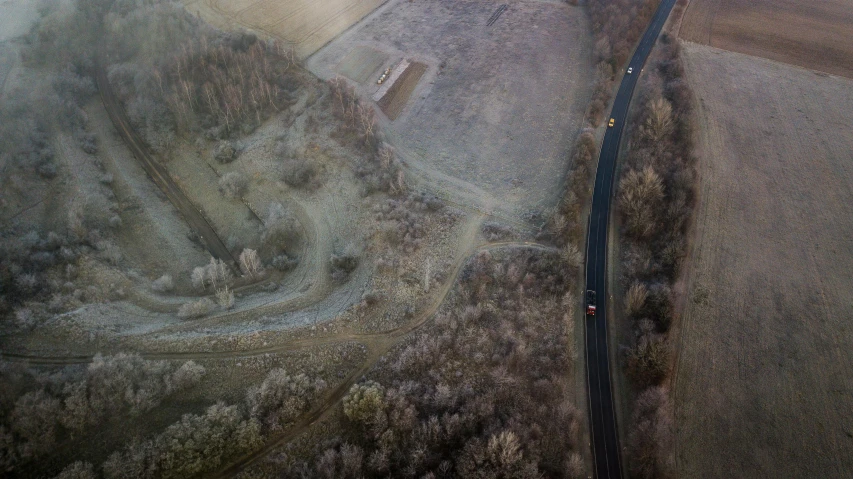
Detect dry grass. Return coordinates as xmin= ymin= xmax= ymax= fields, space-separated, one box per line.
xmin=675 ymin=42 xmax=853 ymax=477
xmin=185 ymin=0 xmax=386 ymax=58
xmin=679 ymin=0 xmax=853 ymax=78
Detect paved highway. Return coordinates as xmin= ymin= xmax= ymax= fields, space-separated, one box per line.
xmin=95 ymin=65 xmax=240 ymax=270
xmin=584 ymin=1 xmax=677 ymax=478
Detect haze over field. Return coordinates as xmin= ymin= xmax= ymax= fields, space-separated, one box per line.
xmin=2 ymin=0 xmax=852 ymax=478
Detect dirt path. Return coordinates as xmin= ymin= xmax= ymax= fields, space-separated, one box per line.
xmin=96 ymin=65 xmax=239 ymax=270
xmin=211 ymin=217 xmax=562 ymax=478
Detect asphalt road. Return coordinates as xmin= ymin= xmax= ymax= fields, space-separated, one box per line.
xmin=583 ymin=1 xmax=677 ymax=478
xmin=95 ymin=65 xmax=240 ymax=270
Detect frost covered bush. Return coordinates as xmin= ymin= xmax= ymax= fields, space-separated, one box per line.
xmin=102 ymin=403 xmax=262 ymax=479
xmin=330 ymin=247 xmax=359 ymax=283
xmin=151 ymin=274 xmax=174 ymax=293
xmin=178 ymin=298 xmax=215 ymax=319
xmin=218 ymin=171 xmax=248 ymax=199
xmin=190 ymin=257 xmax=233 ymax=291
xmin=246 ymin=368 xmax=326 ymax=432
xmin=262 ymin=202 xmax=300 ymax=251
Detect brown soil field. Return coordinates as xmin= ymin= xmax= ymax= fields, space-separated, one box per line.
xmin=674 ymin=42 xmax=853 ymax=478
xmin=679 ymin=0 xmax=853 ymax=78
xmin=377 ymin=61 xmax=427 ymax=120
xmin=183 ymin=0 xmax=386 ymax=57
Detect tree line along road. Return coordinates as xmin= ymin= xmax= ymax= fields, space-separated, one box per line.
xmin=583 ymin=0 xmax=677 ymax=478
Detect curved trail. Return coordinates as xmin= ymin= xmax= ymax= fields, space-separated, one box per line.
xmin=211 ymin=228 xmax=561 ymax=478
xmin=0 ymin=237 xmax=553 ymax=365
xmin=2 ymin=26 xmax=567 ymax=478
xmin=1 ymin=216 xmax=555 ymax=476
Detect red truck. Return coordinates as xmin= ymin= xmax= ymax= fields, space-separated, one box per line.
xmin=586 ymin=290 xmax=597 ymax=316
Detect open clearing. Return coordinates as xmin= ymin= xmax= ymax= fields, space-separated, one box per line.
xmin=183 ymin=0 xmax=386 ymax=57
xmin=307 ymin=0 xmax=593 ymax=219
xmin=679 ymin=0 xmax=853 ymax=78
xmin=675 ymin=42 xmax=853 ymax=478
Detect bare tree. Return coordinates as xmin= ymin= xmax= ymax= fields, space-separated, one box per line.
xmin=215 ymin=286 xmax=234 ymax=310
xmin=642 ymin=98 xmax=674 ymax=142
xmin=239 ymin=248 xmax=263 ymax=278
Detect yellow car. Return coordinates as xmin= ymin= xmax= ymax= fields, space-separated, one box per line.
xmin=608 ymin=118 xmax=615 ymax=127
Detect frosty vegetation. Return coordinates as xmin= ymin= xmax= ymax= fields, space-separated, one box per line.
xmin=0 ymin=354 xmax=205 ymax=471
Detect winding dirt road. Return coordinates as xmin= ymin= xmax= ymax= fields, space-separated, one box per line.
xmin=0 ymin=210 xmax=555 ymax=476
xmin=2 ymin=55 xmax=563 ymax=479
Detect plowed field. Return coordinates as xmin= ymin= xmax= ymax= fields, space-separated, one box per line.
xmin=679 ymin=0 xmax=853 ymax=78
xmin=675 ymin=42 xmax=853 ymax=478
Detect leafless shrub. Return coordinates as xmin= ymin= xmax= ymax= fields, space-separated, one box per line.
xmin=151 ymin=274 xmax=175 ymax=293
xmin=330 ymin=246 xmax=359 ymax=283
xmin=625 ymin=333 xmax=670 ymax=389
xmin=262 ymin=202 xmax=300 ymax=251
xmin=642 ymin=98 xmax=674 ymax=142
xmin=619 ymin=165 xmax=664 ymax=239
xmin=561 ymin=243 xmax=583 ymax=272
xmin=238 ymin=248 xmax=263 ymax=278
xmin=271 ymin=253 xmax=299 ymax=272
xmin=280 ymin=157 xmax=320 ymax=189
xmin=218 ymin=171 xmax=248 ymax=199
xmin=213 ymin=141 xmax=237 ymax=164
xmin=178 ymin=297 xmax=215 ymax=319
xmin=482 ymin=221 xmax=513 ymax=242
xmin=628 ymin=387 xmax=674 ymax=479
xmin=625 ymin=281 xmax=649 ymax=318
xmin=372 ymin=193 xmax=435 ymax=253
xmin=53 ymin=461 xmax=96 ymax=479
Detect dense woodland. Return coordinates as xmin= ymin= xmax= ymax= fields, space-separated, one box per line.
xmin=617 ymin=32 xmax=695 ymax=479
xmin=284 ymin=249 xmax=585 ymax=478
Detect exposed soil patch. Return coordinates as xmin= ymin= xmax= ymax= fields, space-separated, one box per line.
xmin=679 ymin=0 xmax=853 ymax=78
xmin=674 ymin=42 xmax=853 ymax=478
xmin=377 ymin=61 xmax=427 ymax=120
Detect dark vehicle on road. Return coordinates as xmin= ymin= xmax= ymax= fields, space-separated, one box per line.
xmin=586 ymin=290 xmax=597 ymax=316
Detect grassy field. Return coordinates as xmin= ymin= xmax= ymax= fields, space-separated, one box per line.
xmin=307 ymin=0 xmax=594 ymax=220
xmin=674 ymin=42 xmax=853 ymax=478
xmin=183 ymin=0 xmax=386 ymax=57
xmin=679 ymin=0 xmax=853 ymax=78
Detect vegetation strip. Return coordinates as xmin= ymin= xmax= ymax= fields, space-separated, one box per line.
xmin=584 ymin=2 xmax=678 ymax=477
xmin=616 ymin=19 xmax=697 ymax=479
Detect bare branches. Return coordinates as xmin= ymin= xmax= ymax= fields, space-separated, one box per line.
xmin=159 ymin=34 xmax=294 ymax=135
xmin=238 ymin=248 xmax=263 ymax=278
